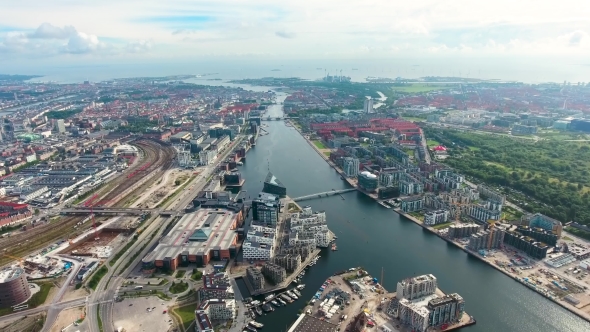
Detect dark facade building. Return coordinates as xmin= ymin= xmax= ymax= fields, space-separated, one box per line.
xmin=570 ymin=119 xmax=590 ymax=133
xmin=0 ymin=267 xmax=31 ymax=308
xmin=504 ymin=231 xmax=549 ymax=259
xmin=358 ymin=171 xmax=378 ymax=192
xmin=516 ymin=225 xmax=558 ymax=246
xmin=252 ymin=192 xmax=280 ymax=226
xmin=263 ymin=172 xmax=287 ymax=197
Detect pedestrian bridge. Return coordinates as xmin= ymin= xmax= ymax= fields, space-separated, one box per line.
xmin=292 ymin=188 xmax=357 ymax=202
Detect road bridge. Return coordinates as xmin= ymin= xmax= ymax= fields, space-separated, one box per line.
xmin=260 ymin=116 xmax=299 ymax=121
xmin=292 ymin=188 xmax=357 ymax=202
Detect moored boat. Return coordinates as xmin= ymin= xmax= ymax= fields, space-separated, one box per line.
xmin=264 ymin=293 xmax=275 ymax=302
xmin=249 ymin=321 xmax=264 ymax=329
xmin=255 ymin=306 xmax=263 ymax=316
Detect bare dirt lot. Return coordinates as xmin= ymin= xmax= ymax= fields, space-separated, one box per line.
xmin=113 ymin=296 xmax=175 ymax=332
xmin=50 ymin=306 xmax=85 ymax=332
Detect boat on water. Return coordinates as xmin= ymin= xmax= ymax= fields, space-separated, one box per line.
xmin=293 ymin=289 xmax=302 ymax=297
xmin=250 ymin=300 xmax=261 ymax=306
xmin=331 ymin=243 xmax=338 ymax=251
xmin=249 ymin=321 xmax=264 ymax=329
xmin=262 ymin=303 xmax=274 ymax=312
xmin=237 ymin=161 xmax=244 ymax=166
xmin=292 ymin=279 xmax=298 ymax=284
xmin=278 ymin=298 xmax=287 ymax=306
xmin=287 ymin=291 xmax=298 ymax=299
xmin=271 ymin=300 xmax=280 ymax=307
xmin=249 ymin=309 xmax=257 ymax=319
xmin=255 ymin=306 xmax=263 ymax=316
xmin=264 ymin=294 xmax=274 ymax=302
xmin=296 ymin=284 xmax=305 ymax=290
xmin=246 ymin=325 xmax=258 ymax=332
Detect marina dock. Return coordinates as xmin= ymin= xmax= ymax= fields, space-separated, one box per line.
xmin=242 ymin=248 xmax=321 ymax=296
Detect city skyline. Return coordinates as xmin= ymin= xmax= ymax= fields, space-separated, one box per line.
xmin=1 ymin=0 xmax=590 ymax=68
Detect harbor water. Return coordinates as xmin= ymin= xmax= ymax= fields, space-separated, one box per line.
xmin=233 ymin=98 xmax=590 ymax=332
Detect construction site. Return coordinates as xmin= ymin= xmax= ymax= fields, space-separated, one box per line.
xmin=0 ymin=138 xmax=176 ymax=282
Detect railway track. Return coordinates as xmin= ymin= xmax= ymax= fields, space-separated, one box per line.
xmin=0 ymin=139 xmax=175 ymax=266
xmin=0 ymin=216 xmax=87 ymax=266
xmin=98 ymin=139 xmax=175 ymax=207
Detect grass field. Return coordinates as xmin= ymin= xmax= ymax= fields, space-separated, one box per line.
xmin=426 ymin=139 xmax=440 ymax=147
xmin=174 ymin=304 xmax=197 ymax=330
xmin=175 ymin=270 xmax=186 ymax=278
xmin=312 ymin=140 xmax=327 ymax=149
xmin=391 ymin=83 xmax=454 ymax=93
xmin=432 ymin=222 xmax=453 ymax=230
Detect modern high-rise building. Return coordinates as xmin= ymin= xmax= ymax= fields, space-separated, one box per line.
xmin=56 ymin=119 xmax=66 ymax=133
xmin=363 ymin=98 xmax=374 ymax=113
xmin=263 ymin=172 xmax=287 ymax=197
xmin=342 ymin=157 xmax=360 ymax=178
xmin=389 ymin=274 xmax=465 ymax=332
xmin=396 ymin=274 xmax=437 ymax=301
xmin=358 ymin=171 xmax=378 ymax=192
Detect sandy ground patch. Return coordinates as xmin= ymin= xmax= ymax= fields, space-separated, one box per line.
xmin=50 ymin=306 xmax=85 ymax=332
xmin=62 ymin=286 xmax=90 ymax=302
xmin=113 ymin=296 xmax=174 ymax=332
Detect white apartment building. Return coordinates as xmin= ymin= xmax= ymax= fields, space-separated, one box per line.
xmin=424 ymin=210 xmax=449 ymax=226
xmin=398 ymin=299 xmax=430 ymax=332
xmin=245 ymin=230 xmax=274 ymax=245
xmin=198 ymin=299 xmax=236 ymax=320
xmin=290 ymin=207 xmax=332 ymax=247
xmin=249 ymin=223 xmax=277 ymax=235
xmin=342 ymin=157 xmax=359 ymax=178
xmin=396 ymin=274 xmax=437 ymax=300
xmin=242 ymin=241 xmax=274 ymax=261
xmin=199 ymin=150 xmax=217 ymax=165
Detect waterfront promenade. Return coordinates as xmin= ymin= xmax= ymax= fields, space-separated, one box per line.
xmin=289 ymin=119 xmax=590 ymax=323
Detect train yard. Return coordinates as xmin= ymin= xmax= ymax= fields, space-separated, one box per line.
xmin=0 ymin=138 xmax=176 ymax=268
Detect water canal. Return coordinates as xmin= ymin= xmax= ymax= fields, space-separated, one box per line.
xmin=233 ymin=96 xmax=590 ymax=332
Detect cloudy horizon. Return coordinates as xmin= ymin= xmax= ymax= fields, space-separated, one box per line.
xmin=1 ymin=0 xmax=590 ymax=82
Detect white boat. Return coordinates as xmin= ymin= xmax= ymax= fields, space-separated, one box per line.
xmin=237 ymin=161 xmax=244 ymax=166
xmin=293 ymin=289 xmax=302 ymax=297
xmin=264 ymin=293 xmax=275 ymax=301
xmin=287 ymin=291 xmax=298 ymax=299
xmin=249 ymin=321 xmax=264 ymax=328
xmin=296 ymin=284 xmax=305 ymax=290
xmin=278 ymin=298 xmax=287 ymax=306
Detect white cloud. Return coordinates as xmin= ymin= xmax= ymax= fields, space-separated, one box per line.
xmin=30 ymin=22 xmax=76 ymax=39
xmin=275 ymin=31 xmax=295 ymax=39
xmin=0 ymin=0 xmax=589 ymax=61
xmin=126 ymin=40 xmax=153 ymax=53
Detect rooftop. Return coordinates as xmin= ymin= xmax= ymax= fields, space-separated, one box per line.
xmin=0 ymin=266 xmax=24 ymax=283
xmin=287 ymin=314 xmax=338 ymax=332
xmin=264 ymin=172 xmax=285 ymax=188
xmin=143 ymin=208 xmax=239 ymax=262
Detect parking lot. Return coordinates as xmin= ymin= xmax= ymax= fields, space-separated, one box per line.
xmin=113 ymin=296 xmax=174 ymax=332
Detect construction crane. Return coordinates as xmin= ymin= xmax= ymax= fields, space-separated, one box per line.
xmin=2 ymin=253 xmax=24 ymax=266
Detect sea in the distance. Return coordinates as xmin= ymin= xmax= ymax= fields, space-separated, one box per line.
xmin=11 ymin=57 xmax=590 ymax=84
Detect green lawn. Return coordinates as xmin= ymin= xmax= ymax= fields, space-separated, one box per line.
xmin=426 ymin=139 xmax=440 ymax=147
xmin=88 ymin=265 xmax=108 ymax=290
xmin=432 ymin=222 xmax=453 ymax=230
xmin=191 ymin=269 xmax=203 ymax=281
xmin=312 ymin=140 xmax=327 ymax=149
xmin=391 ymin=83 xmax=454 ymax=93
xmin=174 ymin=304 xmax=197 ymax=330
xmin=175 ymin=270 xmax=186 ymax=278
xmin=169 ymin=281 xmax=189 ymax=294
xmin=323 ymin=151 xmax=331 ymax=157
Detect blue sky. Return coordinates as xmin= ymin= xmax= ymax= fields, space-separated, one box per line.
xmin=0 ymin=0 xmax=589 ymax=65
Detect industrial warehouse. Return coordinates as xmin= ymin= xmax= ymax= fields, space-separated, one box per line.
xmin=142 ymin=207 xmax=244 ymax=271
